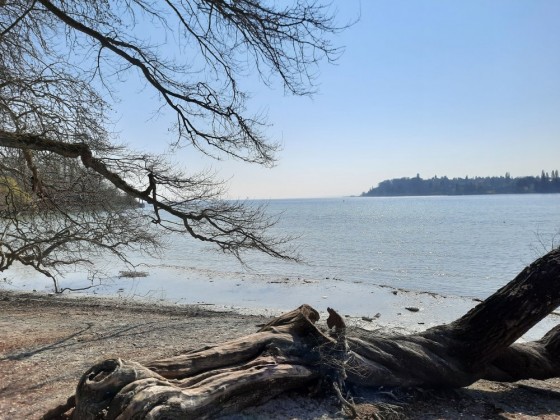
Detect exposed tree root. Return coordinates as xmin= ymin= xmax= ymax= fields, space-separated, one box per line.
xmin=46 ymin=249 xmax=560 ymax=419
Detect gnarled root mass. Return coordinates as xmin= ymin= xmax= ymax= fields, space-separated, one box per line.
xmin=49 ymin=249 xmax=560 ymax=419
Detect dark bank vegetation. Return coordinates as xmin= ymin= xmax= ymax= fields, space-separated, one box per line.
xmin=0 ymin=156 xmax=138 ymax=210
xmin=362 ymin=170 xmax=560 ymax=197
xmin=44 ymin=248 xmax=560 ymax=419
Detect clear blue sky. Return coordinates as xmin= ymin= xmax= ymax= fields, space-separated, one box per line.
xmin=116 ymin=0 xmax=560 ymax=199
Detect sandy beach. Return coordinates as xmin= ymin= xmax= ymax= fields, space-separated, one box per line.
xmin=2 ymin=290 xmax=560 ymax=419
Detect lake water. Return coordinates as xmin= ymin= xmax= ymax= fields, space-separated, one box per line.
xmin=236 ymin=194 xmax=560 ymax=298
xmin=4 ymin=194 xmax=560 ymax=334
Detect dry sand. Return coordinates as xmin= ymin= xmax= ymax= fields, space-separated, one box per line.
xmin=2 ymin=290 xmax=560 ymax=419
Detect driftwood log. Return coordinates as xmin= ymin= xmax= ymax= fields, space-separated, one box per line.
xmin=49 ymin=249 xmax=560 ymax=419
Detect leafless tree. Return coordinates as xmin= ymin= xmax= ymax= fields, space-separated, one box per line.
xmin=0 ymin=0 xmax=343 ymax=290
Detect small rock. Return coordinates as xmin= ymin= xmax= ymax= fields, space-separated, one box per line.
xmin=361 ymin=316 xmax=373 ymax=322
xmin=392 ymin=291 xmax=398 ymax=295
xmin=405 ymin=307 xmax=420 ymax=312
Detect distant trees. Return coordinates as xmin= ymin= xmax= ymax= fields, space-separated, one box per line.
xmin=0 ymin=1 xmax=342 ymax=290
xmin=361 ymin=171 xmax=560 ymax=197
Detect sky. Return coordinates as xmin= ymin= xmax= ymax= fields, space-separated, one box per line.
xmin=116 ymin=0 xmax=560 ymax=199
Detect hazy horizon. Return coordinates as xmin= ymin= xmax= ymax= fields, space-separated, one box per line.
xmin=115 ymin=0 xmax=560 ymax=199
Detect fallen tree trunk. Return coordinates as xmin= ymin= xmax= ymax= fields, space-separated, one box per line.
xmin=53 ymin=249 xmax=560 ymax=419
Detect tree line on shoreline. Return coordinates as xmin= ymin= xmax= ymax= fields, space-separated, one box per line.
xmin=361 ymin=170 xmax=560 ymax=197
xmin=0 ymin=153 xmax=137 ymax=210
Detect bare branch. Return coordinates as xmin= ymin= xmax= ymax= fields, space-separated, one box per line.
xmin=0 ymin=0 xmax=338 ymax=288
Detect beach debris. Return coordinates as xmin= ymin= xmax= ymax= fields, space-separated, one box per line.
xmin=361 ymin=313 xmax=381 ymax=322
xmin=118 ymin=271 xmax=148 ymax=278
xmin=268 ymin=278 xmax=290 ymax=284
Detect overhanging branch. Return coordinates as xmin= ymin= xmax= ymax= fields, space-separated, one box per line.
xmin=0 ymin=131 xmax=297 ymax=260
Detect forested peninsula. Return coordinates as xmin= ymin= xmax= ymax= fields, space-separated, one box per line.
xmin=361 ymin=170 xmax=560 ymax=197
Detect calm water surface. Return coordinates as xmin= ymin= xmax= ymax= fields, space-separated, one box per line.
xmin=262 ymin=194 xmax=560 ymax=297
xmin=5 ymin=194 xmax=560 ymax=316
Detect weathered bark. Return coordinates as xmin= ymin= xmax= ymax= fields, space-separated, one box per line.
xmin=482 ymin=324 xmax=560 ymax=382
xmin=345 ymin=247 xmax=560 ymax=387
xmin=61 ymin=249 xmax=560 ymax=419
xmin=73 ymin=307 xmax=328 ymax=419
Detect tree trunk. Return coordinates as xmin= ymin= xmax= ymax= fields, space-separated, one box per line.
xmin=56 ymin=249 xmax=560 ymax=419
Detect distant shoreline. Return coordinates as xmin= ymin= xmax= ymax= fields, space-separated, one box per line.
xmin=360 ymin=191 xmax=560 ymax=198
xmin=361 ymin=172 xmax=560 ymax=197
